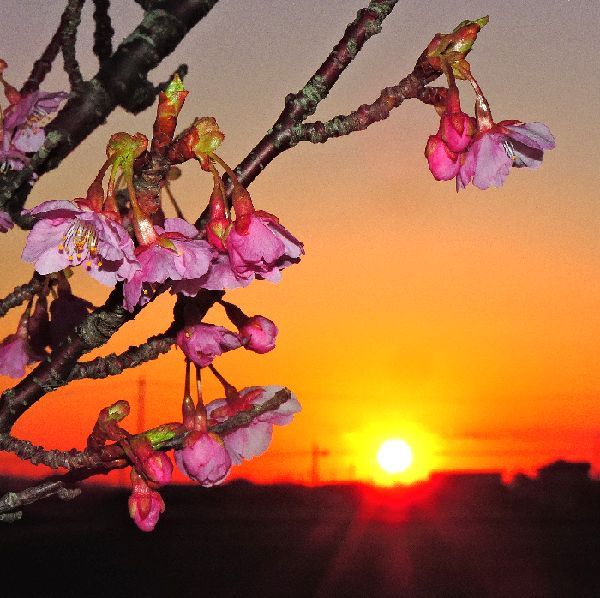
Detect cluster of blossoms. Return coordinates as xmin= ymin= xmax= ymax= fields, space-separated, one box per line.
xmin=0 ymin=75 xmax=303 ymax=532
xmin=19 ymin=76 xmax=303 ymax=316
xmin=125 ymin=294 xmax=297 ymax=531
xmin=423 ymin=18 xmax=555 ymax=190
xmin=3 ymin=76 xmax=301 ymax=375
xmin=0 ymin=59 xmax=67 ymax=229
xmin=92 ymin=372 xmax=299 ymax=532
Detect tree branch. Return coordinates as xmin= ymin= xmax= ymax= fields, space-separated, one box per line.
xmin=93 ymin=0 xmax=114 ymax=65
xmin=61 ymin=0 xmax=85 ymax=91
xmin=0 ymin=480 xmax=81 ymax=523
xmin=290 ymin=63 xmax=445 ymax=144
xmin=0 ymin=388 xmax=294 ymax=519
xmin=0 ymin=285 xmax=134 ymax=432
xmin=19 ymin=5 xmax=68 ymax=95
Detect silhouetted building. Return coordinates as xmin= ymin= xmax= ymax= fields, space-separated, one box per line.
xmin=511 ymin=460 xmax=599 ymax=516
xmin=537 ymin=459 xmax=591 ymax=485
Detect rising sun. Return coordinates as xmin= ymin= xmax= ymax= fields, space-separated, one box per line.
xmin=377 ymin=438 xmax=413 ymax=474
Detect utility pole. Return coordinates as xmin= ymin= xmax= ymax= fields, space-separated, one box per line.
xmin=137 ymin=377 xmax=146 ymax=434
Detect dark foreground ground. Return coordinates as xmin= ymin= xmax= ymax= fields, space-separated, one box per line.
xmin=2 ymin=478 xmax=600 ymax=598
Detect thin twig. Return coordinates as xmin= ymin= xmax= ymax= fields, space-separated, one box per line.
xmin=0 ymin=480 xmax=81 ymax=522
xmin=93 ymin=0 xmax=114 ymax=65
xmin=0 ymin=284 xmax=135 ymax=432
xmin=232 ymin=0 xmax=404 ymax=189
xmin=291 ymin=74 xmax=445 ymax=145
xmin=69 ymin=330 xmax=177 ymax=380
xmin=61 ymin=0 xmax=85 ymax=90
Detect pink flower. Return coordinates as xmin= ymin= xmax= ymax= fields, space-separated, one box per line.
xmin=176 ymin=323 xmax=241 ymax=367
xmin=174 ymin=431 xmax=231 ymax=486
xmin=0 ymin=330 xmax=30 ymax=379
xmin=0 ymin=211 xmax=13 ymax=232
xmin=170 ymin=253 xmax=252 ymax=296
xmin=123 ymin=218 xmax=215 ymax=311
xmin=128 ymin=477 xmax=165 ymax=532
xmin=142 ymin=452 xmax=173 ymax=485
xmin=457 ymin=121 xmax=555 ymax=190
xmin=226 ymin=211 xmax=304 ymax=283
xmin=207 ymin=386 xmax=301 ymax=464
xmin=425 ymin=84 xmax=474 ymax=181
xmin=22 ymin=200 xmax=139 ymax=286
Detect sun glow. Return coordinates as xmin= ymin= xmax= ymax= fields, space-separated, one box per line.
xmin=377 ymin=439 xmax=413 ymax=474
xmin=344 ymin=421 xmax=440 ymax=486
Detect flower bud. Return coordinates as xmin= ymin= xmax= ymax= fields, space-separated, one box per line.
xmin=439 ymin=86 xmax=476 ymax=153
xmin=425 ymin=134 xmax=461 ymax=180
xmin=238 ymin=315 xmax=278 ymax=354
xmin=129 ymin=436 xmax=173 ymax=485
xmin=0 ymin=310 xmax=34 ymax=378
xmin=426 ymin=16 xmax=488 ymax=75
xmin=128 ymin=473 xmax=165 ymax=532
xmin=174 ymin=431 xmax=231 ymax=487
xmin=87 ymin=400 xmax=130 ymax=449
xmin=106 ymin=132 xmax=147 ymax=175
xmin=192 ymin=117 xmax=224 ymax=168
xmin=152 ymin=75 xmax=188 ymax=154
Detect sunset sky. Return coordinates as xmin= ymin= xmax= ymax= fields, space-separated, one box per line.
xmin=0 ymin=1 xmax=598 ymax=485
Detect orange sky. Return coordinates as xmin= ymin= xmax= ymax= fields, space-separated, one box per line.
xmin=0 ymin=1 xmax=599 ymax=485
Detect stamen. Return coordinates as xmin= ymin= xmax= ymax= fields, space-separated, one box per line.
xmin=502 ymin=139 xmax=517 ymax=161
xmin=59 ymin=220 xmax=99 ymax=263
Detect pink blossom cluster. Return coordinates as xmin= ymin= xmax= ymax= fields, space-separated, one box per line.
xmin=0 ymin=60 xmax=67 ymax=230
xmin=128 ymin=382 xmax=300 ymax=532
xmin=175 ymin=299 xmax=279 ymax=368
xmin=21 ymin=181 xmax=303 ymax=313
xmin=425 ymin=83 xmax=555 ymax=191
xmin=175 ymin=385 xmax=301 ymax=487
